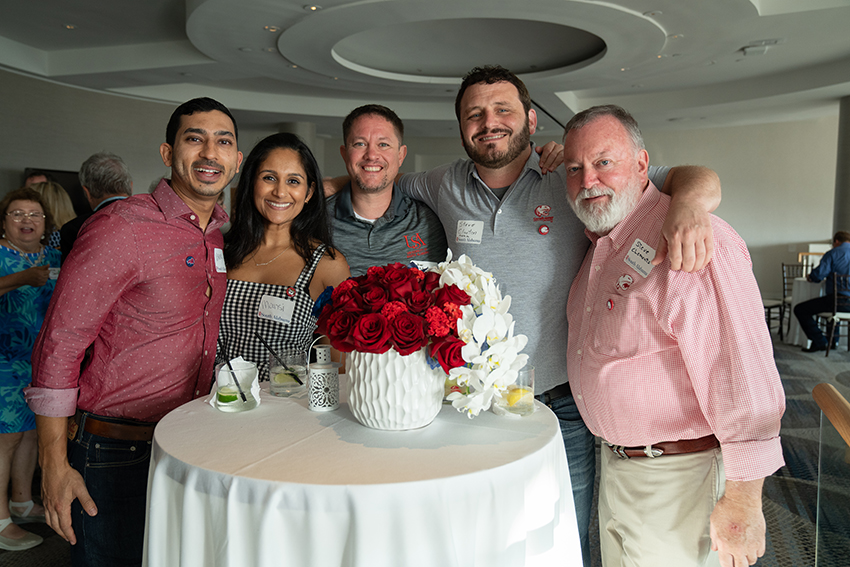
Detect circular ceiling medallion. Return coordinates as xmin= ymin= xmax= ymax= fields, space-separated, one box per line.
xmin=332 ymin=18 xmax=605 ymax=80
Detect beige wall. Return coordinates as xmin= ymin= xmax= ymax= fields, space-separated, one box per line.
xmin=1 ymin=67 xmax=840 ymax=296
xmin=644 ymin=117 xmax=839 ymax=296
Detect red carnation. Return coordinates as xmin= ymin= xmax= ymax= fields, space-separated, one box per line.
xmin=424 ymin=306 xmax=451 ymax=338
xmin=381 ymin=301 xmax=409 ymax=320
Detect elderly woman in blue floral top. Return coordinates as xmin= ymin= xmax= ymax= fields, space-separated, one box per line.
xmin=0 ymin=187 xmax=61 ymax=551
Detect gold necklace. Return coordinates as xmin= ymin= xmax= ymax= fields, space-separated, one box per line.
xmin=252 ymin=244 xmax=291 ymax=266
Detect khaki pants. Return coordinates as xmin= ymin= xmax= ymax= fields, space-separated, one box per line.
xmin=599 ymin=445 xmax=724 ymax=567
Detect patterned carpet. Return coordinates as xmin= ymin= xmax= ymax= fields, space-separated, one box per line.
xmin=2 ymin=336 xmax=849 ymax=567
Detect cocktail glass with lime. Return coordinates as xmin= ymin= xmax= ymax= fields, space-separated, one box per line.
xmin=215 ymin=359 xmax=259 ymax=412
xmin=269 ymin=351 xmax=307 ymax=397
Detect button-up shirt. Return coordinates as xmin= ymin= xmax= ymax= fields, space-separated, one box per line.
xmin=567 ymin=185 xmax=785 ymax=482
xmin=27 ymin=180 xmax=228 ymax=422
xmin=809 ymin=241 xmax=850 ymax=295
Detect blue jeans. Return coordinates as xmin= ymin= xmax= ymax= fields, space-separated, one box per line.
xmin=67 ymin=414 xmax=152 ymax=567
xmin=542 ymin=391 xmax=595 ymax=567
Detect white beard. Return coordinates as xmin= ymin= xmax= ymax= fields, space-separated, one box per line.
xmin=569 ymin=185 xmax=642 ymax=235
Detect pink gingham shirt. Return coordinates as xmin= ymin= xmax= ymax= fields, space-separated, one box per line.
xmin=566 ymin=185 xmax=785 ymax=481
xmin=27 ymin=180 xmax=228 ymax=422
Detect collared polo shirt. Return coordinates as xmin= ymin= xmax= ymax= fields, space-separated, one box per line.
xmin=327 ymin=183 xmax=448 ymax=276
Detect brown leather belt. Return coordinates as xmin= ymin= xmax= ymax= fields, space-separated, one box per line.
xmin=607 ymin=434 xmax=719 ymax=459
xmin=72 ymin=412 xmax=156 ymax=442
xmin=536 ymin=382 xmax=572 ymax=406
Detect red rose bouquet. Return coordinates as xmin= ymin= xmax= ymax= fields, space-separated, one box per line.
xmin=316 ymin=263 xmax=471 ymax=375
xmin=314 ymin=254 xmax=528 ymax=417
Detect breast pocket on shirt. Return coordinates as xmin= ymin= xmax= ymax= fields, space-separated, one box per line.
xmin=590 ymin=293 xmax=644 ymax=359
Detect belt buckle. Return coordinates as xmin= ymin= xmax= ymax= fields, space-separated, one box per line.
xmin=608 ymin=444 xmax=630 ymax=459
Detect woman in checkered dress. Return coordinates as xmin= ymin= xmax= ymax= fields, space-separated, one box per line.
xmin=217 ymin=133 xmax=350 ymax=379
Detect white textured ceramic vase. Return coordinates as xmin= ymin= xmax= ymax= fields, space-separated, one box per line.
xmin=347 ymin=348 xmax=445 ymax=430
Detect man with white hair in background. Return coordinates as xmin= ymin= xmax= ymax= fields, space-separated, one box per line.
xmin=60 ymin=151 xmax=133 ymax=262
xmin=563 ymin=104 xmax=785 ymax=567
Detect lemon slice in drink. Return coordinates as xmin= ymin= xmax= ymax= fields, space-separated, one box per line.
xmin=217 ymin=385 xmax=238 ymax=403
xmin=507 ymin=388 xmax=532 ymax=407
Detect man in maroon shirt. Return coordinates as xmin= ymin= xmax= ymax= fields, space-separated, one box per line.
xmin=27 ymin=97 xmax=243 ymax=567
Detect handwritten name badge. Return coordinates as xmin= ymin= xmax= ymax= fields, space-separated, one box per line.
xmin=456 ymin=220 xmax=483 ymax=244
xmin=214 ymin=248 xmax=227 ymax=273
xmin=257 ymin=294 xmax=294 ymax=325
xmin=625 ymin=238 xmax=655 ymax=278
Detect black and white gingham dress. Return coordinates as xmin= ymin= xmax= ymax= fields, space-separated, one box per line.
xmin=216 ymin=244 xmax=326 ymax=380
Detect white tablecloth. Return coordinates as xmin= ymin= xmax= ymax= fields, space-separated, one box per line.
xmin=785 ymin=277 xmax=824 ymax=346
xmin=143 ymin=382 xmax=579 ymax=567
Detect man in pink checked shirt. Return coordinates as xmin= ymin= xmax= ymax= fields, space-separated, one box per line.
xmin=26 ymin=97 xmax=243 ymax=567
xmin=563 ymin=105 xmax=785 ymax=567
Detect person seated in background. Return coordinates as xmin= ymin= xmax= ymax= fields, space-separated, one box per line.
xmin=60 ymin=152 xmax=133 ymax=262
xmin=563 ymin=104 xmax=785 ymax=567
xmin=30 ymin=181 xmax=75 ymax=251
xmin=217 ymin=133 xmax=349 ymax=378
xmin=0 ymin=187 xmax=61 ymax=552
xmin=328 ymin=104 xmax=447 ymax=276
xmin=794 ymin=231 xmax=850 ymax=352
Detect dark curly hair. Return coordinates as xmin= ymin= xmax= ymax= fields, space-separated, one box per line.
xmin=1 ymin=187 xmax=55 ymax=246
xmin=224 ymin=133 xmax=336 ymax=268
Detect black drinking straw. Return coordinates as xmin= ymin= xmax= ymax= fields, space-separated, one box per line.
xmin=254 ymin=331 xmax=304 ymax=385
xmin=224 ymin=357 xmax=249 ymax=403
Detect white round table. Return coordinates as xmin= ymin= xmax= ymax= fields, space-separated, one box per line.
xmin=142 ymin=382 xmax=580 ymax=567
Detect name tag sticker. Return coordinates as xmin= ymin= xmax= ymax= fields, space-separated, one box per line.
xmin=214 ymin=248 xmax=227 ymax=273
xmin=258 ymin=294 xmax=294 ymax=325
xmin=456 ymin=220 xmax=483 ymax=244
xmin=48 ymin=267 xmax=60 ymax=280
xmin=625 ymin=238 xmax=655 ymax=278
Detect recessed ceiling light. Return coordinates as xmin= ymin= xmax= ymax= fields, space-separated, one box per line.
xmin=303 ymin=5 xmax=322 ymax=11
xmin=667 ymin=34 xmax=684 ymax=40
xmin=290 ymin=64 xmax=298 ymax=69
xmin=264 ymin=25 xmax=280 ymax=32
xmin=264 ymin=47 xmax=276 ymax=53
xmin=620 ymin=67 xmax=630 ymax=72
xmin=65 ymin=24 xmax=76 ymax=30
xmin=657 ymin=54 xmax=668 ymax=59
xmin=643 ymin=11 xmax=662 ymax=17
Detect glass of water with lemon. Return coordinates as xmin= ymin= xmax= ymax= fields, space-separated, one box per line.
xmin=497 ymin=366 xmax=535 ymax=416
xmin=269 ymin=351 xmax=307 ymax=397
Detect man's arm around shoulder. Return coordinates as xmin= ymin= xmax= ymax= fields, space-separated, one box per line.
xmin=654 ymin=165 xmax=721 ymax=273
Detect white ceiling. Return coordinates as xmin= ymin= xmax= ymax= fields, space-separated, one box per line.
xmin=2 ymin=0 xmax=850 ymax=138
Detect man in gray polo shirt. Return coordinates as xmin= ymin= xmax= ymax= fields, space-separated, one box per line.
xmin=395 ymin=66 xmax=721 ymax=566
xmin=328 ymin=105 xmax=448 ymax=276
